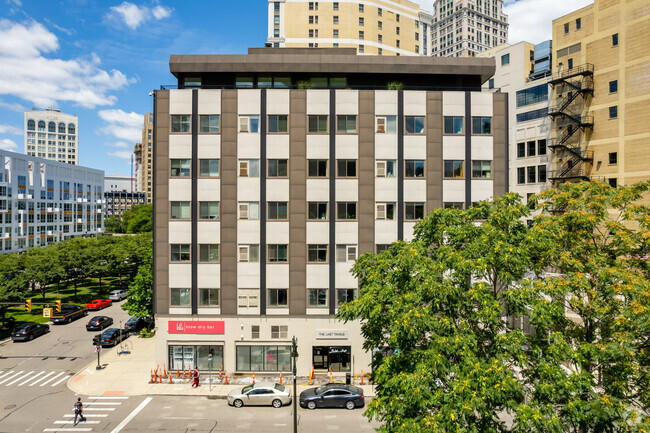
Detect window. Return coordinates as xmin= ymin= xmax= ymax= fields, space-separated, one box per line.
xmin=239 ymin=159 xmax=260 ymax=177
xmin=199 ymin=159 xmax=219 ymax=177
xmin=333 ymin=15 xmax=339 ymax=24
xmin=251 ymin=325 xmax=260 ymax=339
xmin=376 ymin=203 xmax=395 ymax=220
xmin=472 ymin=160 xmax=492 ymax=178
xmin=612 ymin=33 xmax=618 ymax=46
xmin=336 ymin=289 xmax=356 ymax=306
xmin=568 ymin=58 xmax=573 ymax=70
xmin=359 ymin=17 xmax=364 ymax=26
xmin=444 ymin=116 xmax=463 ymax=134
xmin=359 ymin=45 xmax=364 ymax=54
xmin=171 ymin=201 xmax=190 ymax=219
xmin=271 ymin=325 xmax=288 ymax=338
xmin=171 ymin=288 xmax=190 ymax=306
xmin=199 ymin=202 xmax=219 ymax=220
xmin=268 ymin=289 xmax=288 ymax=307
xmin=375 ymin=244 xmax=391 ymax=253
xmin=538 ymin=165 xmax=547 ymax=183
xmin=359 ymin=30 xmax=364 ymax=40
xmin=308 ymin=202 xmax=328 ymax=220
xmin=405 ymin=116 xmax=425 ymax=134
xmin=517 ymin=167 xmax=525 ymax=184
xmin=564 ymin=23 xmax=569 ymax=34
xmin=170 ymin=244 xmax=190 ymax=262
xmin=527 ymin=166 xmax=536 ymax=183
xmin=333 ymin=2 xmax=338 ymax=10
xmin=268 ymin=159 xmax=288 ymax=177
xmin=333 ymin=29 xmax=339 ymax=38
xmin=27 ymin=120 xmax=35 ymax=131
xmin=308 ymin=244 xmax=328 ymax=262
xmin=376 ymin=115 xmax=396 ymax=134
xmin=609 ymin=152 xmax=617 ymax=164
xmin=171 ymin=115 xmax=190 ymax=133
xmin=576 ymin=18 xmax=581 ymax=30
xmin=378 ymin=21 xmax=382 ymax=30
xmin=405 ymin=160 xmax=424 ymax=177
xmin=538 ymin=140 xmax=547 ymax=155
xmin=405 ymin=203 xmax=424 ymax=220
xmin=516 ymin=84 xmax=549 ymax=108
xmin=308 ymin=159 xmax=328 ymax=177
xmin=609 ymin=178 xmax=618 ymax=188
xmin=516 ymin=108 xmax=549 ymax=123
xmin=378 ymin=34 xmax=382 ymax=43
xmin=309 ymin=1 xmax=318 ymax=10
xmin=337 ymin=159 xmax=357 ymax=177
xmin=472 ymin=117 xmax=491 ymax=134
xmin=337 ymin=115 xmax=357 ymax=133
xmin=239 ymin=115 xmax=260 ymax=133
xmin=268 ymin=202 xmax=288 ymax=220
xmin=268 ymin=245 xmax=288 ymax=262
xmin=309 ymin=15 xmax=315 ymax=24
xmin=396 ymin=39 xmax=400 ymax=48
xmin=171 ymin=159 xmax=190 ymax=177
xmin=444 ymin=160 xmax=464 ymax=178
xmin=527 ymin=141 xmax=536 ymax=157
xmin=238 ymin=245 xmax=260 ymax=262
xmin=609 ymin=106 xmax=618 ymax=119
xmin=199 ymin=115 xmax=219 ymax=133
xmin=199 ymin=244 xmax=219 ymax=262
xmin=337 ymin=202 xmax=357 ymax=220
xmin=308 ymin=115 xmax=328 ymax=133
xmin=489 ymin=78 xmax=494 ymax=89
xmin=444 ymin=202 xmax=464 ymax=209
xmin=376 ymin=160 xmax=396 ymax=177
xmin=236 ymin=345 xmax=290 ymax=371
xmin=517 ymin=143 xmax=525 ymax=158
xmin=377 ymin=7 xmax=382 ymax=16
xmin=336 ymin=245 xmax=357 ymax=262
xmin=268 ymin=115 xmax=288 ymax=133
xmin=238 ymin=202 xmax=260 ymax=220
xmin=501 ymin=53 xmax=510 ymax=66
xmin=378 ymin=48 xmax=382 ymax=55
xmin=359 ymin=3 xmax=364 ymax=12
xmin=308 ymin=289 xmax=328 ymax=307
xmin=199 ymin=289 xmax=219 ymax=307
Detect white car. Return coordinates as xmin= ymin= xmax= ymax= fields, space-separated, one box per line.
xmin=228 ymin=382 xmax=292 ymax=408
xmin=108 ymin=289 xmax=128 ymax=301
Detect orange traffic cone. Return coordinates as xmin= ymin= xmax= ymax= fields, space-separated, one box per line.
xmin=150 ymin=370 xmax=154 ymax=383
xmin=279 ymin=371 xmax=283 ymax=385
xmin=169 ymin=373 xmax=173 ymax=384
xmin=252 ymin=371 xmax=255 ymax=384
xmin=329 ymin=367 xmax=333 ymax=383
xmin=219 ymin=364 xmax=222 ymax=381
xmin=177 ymin=369 xmax=180 ymax=378
xmin=361 ymin=370 xmax=365 ymax=385
xmin=225 ymin=372 xmax=229 ymax=385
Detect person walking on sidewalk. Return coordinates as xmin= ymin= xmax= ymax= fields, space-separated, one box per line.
xmin=191 ymin=367 xmax=200 ymax=387
xmin=73 ymin=397 xmax=85 ymax=425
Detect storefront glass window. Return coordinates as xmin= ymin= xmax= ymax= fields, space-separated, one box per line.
xmin=168 ymin=345 xmax=223 ymax=371
xmin=236 ymin=345 xmax=291 ymax=371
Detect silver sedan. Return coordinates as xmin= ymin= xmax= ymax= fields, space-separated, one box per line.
xmin=227 ymin=382 xmax=292 ymax=408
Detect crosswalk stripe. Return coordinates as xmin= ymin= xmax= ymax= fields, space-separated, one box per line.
xmin=18 ymin=371 xmax=47 ymax=386
xmin=84 ymin=408 xmax=115 ymax=411
xmin=51 ymin=375 xmax=70 ymax=387
xmin=84 ymin=402 xmax=122 ymax=405
xmin=87 ymin=396 xmax=129 ymax=399
xmin=0 ymin=370 xmax=14 ymax=380
xmin=0 ymin=371 xmax=24 ymax=385
xmin=63 ymin=414 xmax=108 ymax=418
xmin=43 ymin=429 xmax=92 ymax=432
xmin=29 ymin=371 xmax=56 ymax=386
xmin=54 ymin=421 xmax=101 ymax=424
xmin=40 ymin=371 xmax=65 ymax=386
xmin=6 ymin=371 xmax=35 ymax=386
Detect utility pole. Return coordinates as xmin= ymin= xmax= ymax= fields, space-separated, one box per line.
xmin=292 ymin=336 xmax=298 ymax=433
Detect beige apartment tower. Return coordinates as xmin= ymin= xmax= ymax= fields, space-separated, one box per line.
xmin=24 ymin=108 xmax=79 ymax=165
xmin=134 ymin=112 xmax=153 ymax=203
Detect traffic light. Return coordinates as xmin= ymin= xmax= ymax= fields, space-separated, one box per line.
xmin=25 ymin=299 xmax=32 ymax=312
xmin=55 ymin=300 xmax=61 ymax=313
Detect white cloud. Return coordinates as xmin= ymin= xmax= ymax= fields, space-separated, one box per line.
xmin=0 ymin=138 xmax=18 ymax=150
xmin=0 ymin=124 xmax=21 ymax=135
xmin=98 ymin=109 xmax=143 ymax=143
xmin=107 ymin=150 xmax=133 ymax=160
xmin=0 ymin=19 xmax=133 ymax=109
xmin=109 ymin=2 xmax=172 ymax=30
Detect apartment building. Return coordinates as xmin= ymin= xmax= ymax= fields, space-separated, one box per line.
xmin=0 ymin=149 xmax=104 ymax=254
xmin=549 ymin=0 xmax=650 ymax=186
xmin=24 ymin=108 xmax=79 ymax=165
xmin=267 ymin=0 xmax=433 ymax=56
xmin=104 ymin=174 xmax=145 ymax=219
xmin=153 ymin=47 xmax=506 ymax=374
xmin=431 ymin=0 xmax=508 ymax=58
xmin=134 ymin=113 xmax=154 ymax=203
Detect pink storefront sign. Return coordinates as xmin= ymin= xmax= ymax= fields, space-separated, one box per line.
xmin=168 ymin=320 xmax=225 ymax=334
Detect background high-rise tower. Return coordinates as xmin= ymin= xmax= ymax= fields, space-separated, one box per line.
xmin=24 ymin=108 xmax=78 ymax=165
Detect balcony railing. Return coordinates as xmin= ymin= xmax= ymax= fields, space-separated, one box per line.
xmin=549 ymin=63 xmax=594 ymax=84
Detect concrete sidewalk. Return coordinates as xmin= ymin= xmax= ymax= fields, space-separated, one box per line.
xmin=67 ymin=335 xmax=375 ymax=398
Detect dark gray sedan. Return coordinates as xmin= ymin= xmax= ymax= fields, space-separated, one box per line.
xmin=11 ymin=322 xmax=49 ymax=342
xmin=299 ymin=383 xmax=364 ymax=410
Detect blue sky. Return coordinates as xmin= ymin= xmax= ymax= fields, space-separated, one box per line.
xmin=0 ymin=0 xmax=592 ymax=176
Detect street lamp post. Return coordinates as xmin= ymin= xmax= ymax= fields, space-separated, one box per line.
xmin=292 ymin=336 xmax=298 ymax=433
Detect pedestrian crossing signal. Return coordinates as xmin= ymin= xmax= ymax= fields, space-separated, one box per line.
xmin=25 ymin=299 xmax=32 ymax=312
xmin=55 ymin=300 xmax=61 ymax=313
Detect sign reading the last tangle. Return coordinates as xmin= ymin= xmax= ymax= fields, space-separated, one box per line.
xmin=316 ymin=330 xmax=349 ymax=339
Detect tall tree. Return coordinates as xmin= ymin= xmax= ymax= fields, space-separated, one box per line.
xmin=104 ymin=216 xmax=124 ymax=234
xmin=0 ymin=254 xmax=24 ymax=327
xmin=121 ymin=252 xmax=153 ymax=319
xmin=122 ymin=204 xmax=152 ymax=234
xmin=21 ymin=246 xmax=65 ymax=300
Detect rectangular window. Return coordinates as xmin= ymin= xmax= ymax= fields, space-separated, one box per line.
xmin=336 ymin=288 xmax=356 ymax=306
xmin=238 ymin=202 xmax=260 ymax=220
xmin=336 ymin=159 xmax=357 ymax=177
xmin=527 ymin=141 xmax=536 ymax=157
xmin=359 ymin=3 xmax=364 ymax=12
xmin=612 ymin=33 xmax=618 ymax=46
xmin=443 ymin=116 xmax=463 ymax=134
xmin=333 ymin=2 xmax=338 ymax=10
xmin=472 ymin=160 xmax=492 ymax=178
xmin=359 ymin=17 xmax=364 ymax=26
xmin=405 ymin=116 xmax=425 ymax=134
xmin=444 ymin=202 xmax=464 ymax=209
xmin=199 ymin=244 xmax=219 ymax=262
xmin=308 ymin=244 xmax=328 ymax=262
xmin=268 ymin=202 xmax=288 ymax=220
xmin=609 ymin=152 xmax=617 ymax=164
xmin=170 ymin=201 xmax=190 ymax=219
xmin=576 ymin=18 xmax=581 ymax=30
xmin=527 ymin=166 xmax=536 ymax=183
xmin=358 ymin=45 xmax=364 ymax=54
xmin=271 ymin=325 xmax=288 ymax=338
xmin=376 ymin=160 xmax=396 ymax=177
xmin=405 ymin=160 xmax=425 ymax=178
xmin=564 ymin=23 xmax=569 ymax=34
xmin=239 ymin=115 xmax=260 ymax=133
xmin=251 ymin=325 xmax=260 ymax=339
xmin=308 ymin=202 xmax=328 ymax=220
xmin=378 ymin=21 xmax=382 ymax=30
xmin=268 ymin=289 xmax=288 ymax=307
xmin=517 ymin=167 xmax=525 ymax=184
xmin=199 ymin=159 xmax=219 ymax=177
xmin=472 ymin=117 xmax=491 ymax=134
xmin=515 ymin=84 xmax=549 ymax=108
xmin=238 ymin=245 xmax=260 ymax=262
xmin=268 ymin=159 xmax=288 ymax=177
xmin=538 ymin=165 xmax=547 ymax=183
xmin=377 ymin=7 xmax=382 ymax=16
xmin=609 ymin=106 xmax=618 ymax=119
xmin=170 ymin=288 xmax=190 ymax=306
xmin=375 ymin=244 xmax=390 ymax=254
xmin=609 ymin=178 xmax=617 ymax=188
xmin=333 ymin=29 xmax=339 ymax=38
xmin=359 ymin=30 xmax=364 ymax=40
xmin=239 ymin=159 xmax=260 ymax=177
xmin=538 ymin=140 xmax=547 ymax=156
xmin=517 ymin=142 xmax=525 ymax=158
xmin=337 ymin=202 xmax=357 ymax=220
xmin=308 ymin=289 xmax=328 ymax=307
xmin=609 ymin=80 xmax=618 ymax=93
xmin=336 ymin=245 xmax=357 ymax=263
xmin=333 ymin=15 xmax=339 ymax=24
xmin=236 ymin=345 xmax=291 ymax=371
xmin=268 ymin=245 xmax=288 ymax=262
xmin=268 ymin=115 xmax=288 ymax=133
xmin=170 ymin=244 xmax=190 ymax=262
xmin=337 ymin=115 xmax=357 ymax=133
xmin=501 ymin=53 xmax=510 ymax=65
xmin=170 ymin=159 xmax=190 ymax=177
xmin=199 ymin=289 xmax=219 ymax=307
xmin=199 ymin=201 xmax=219 ymax=220
xmin=199 ymin=115 xmax=219 ymax=133
xmin=308 ymin=159 xmax=328 ymax=177
xmin=516 ymin=108 xmax=549 ymax=123
xmin=376 ymin=203 xmax=395 ymax=220
xmin=443 ymin=160 xmax=464 ymax=178
xmin=376 ymin=115 xmax=397 ymax=134
xmin=171 ymin=115 xmax=190 ymax=133
xmin=308 ymin=115 xmax=328 ymax=133
xmin=309 ymin=15 xmax=314 ymax=24
xmin=405 ymin=203 xmax=424 ymax=220
xmin=378 ymin=34 xmax=382 ymax=43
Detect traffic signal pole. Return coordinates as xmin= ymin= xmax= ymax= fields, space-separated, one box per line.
xmin=292 ymin=336 xmax=298 ymax=433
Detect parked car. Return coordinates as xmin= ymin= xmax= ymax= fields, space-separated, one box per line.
xmin=93 ymin=328 xmax=128 ymax=347
xmin=86 ymin=316 xmax=113 ymax=331
xmin=108 ymin=289 xmax=128 ymax=301
xmin=85 ymin=299 xmax=112 ymax=311
xmin=228 ymin=382 xmax=292 ymax=408
xmin=50 ymin=305 xmax=87 ymax=324
xmin=11 ymin=322 xmax=49 ymax=342
xmin=299 ymin=383 xmax=364 ymax=410
xmin=124 ymin=316 xmax=153 ymax=333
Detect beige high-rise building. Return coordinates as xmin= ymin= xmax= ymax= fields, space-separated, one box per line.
xmin=24 ymin=108 xmax=78 ymax=165
xmin=549 ymin=0 xmax=650 ymax=186
xmin=267 ymin=0 xmax=433 ymax=56
xmin=134 ymin=112 xmax=153 ymax=203
xmin=431 ymin=0 xmax=509 ymax=57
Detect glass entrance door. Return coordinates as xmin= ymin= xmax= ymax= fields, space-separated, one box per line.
xmin=312 ymin=346 xmax=351 ymax=371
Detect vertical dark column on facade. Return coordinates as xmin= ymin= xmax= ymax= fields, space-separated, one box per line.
xmin=260 ymin=89 xmax=267 ymax=316
xmin=397 ymin=90 xmax=404 ymax=240
xmin=220 ymin=90 xmax=238 ymax=315
xmin=289 ymin=90 xmax=307 ymax=315
xmin=358 ymin=91 xmax=375 ymax=256
xmin=153 ymin=90 xmax=170 ymax=315
xmin=464 ymin=91 xmax=472 ymax=207
xmin=426 ymin=92 xmax=443 ymax=211
xmin=492 ymin=93 xmax=508 ymax=196
xmin=191 ymin=89 xmax=198 ymax=315
xmin=328 ymin=89 xmax=336 ymax=316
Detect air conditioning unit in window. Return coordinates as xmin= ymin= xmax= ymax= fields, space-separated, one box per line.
xmin=376 ymin=117 xmax=386 ymax=133
xmin=376 ymin=161 xmax=386 ymax=177
xmin=238 ymin=246 xmax=249 ymax=262
xmin=239 ymin=203 xmax=249 ymax=220
xmin=376 ymin=203 xmax=386 ymax=219
xmin=239 ymin=117 xmax=249 ymax=133
xmin=239 ymin=161 xmax=249 ymax=176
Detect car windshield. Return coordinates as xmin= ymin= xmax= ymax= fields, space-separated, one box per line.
xmin=315 ymin=385 xmax=328 ymax=395
xmin=348 ymin=385 xmax=361 ymax=394
xmin=126 ymin=317 xmax=139 ymax=324
xmin=15 ymin=324 xmax=31 ymax=331
xmin=241 ymin=385 xmax=254 ymax=394
xmin=274 ymin=384 xmax=285 ymax=392
xmin=102 ymin=329 xmax=116 ymax=337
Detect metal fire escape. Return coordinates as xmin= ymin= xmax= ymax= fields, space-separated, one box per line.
xmin=547 ymin=63 xmax=594 ymax=183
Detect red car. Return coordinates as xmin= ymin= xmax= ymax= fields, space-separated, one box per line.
xmin=86 ymin=299 xmax=112 ymax=311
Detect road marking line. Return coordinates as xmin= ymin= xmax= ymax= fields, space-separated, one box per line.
xmin=6 ymin=371 xmax=35 ymax=386
xmin=88 ymin=396 xmax=129 ymax=399
xmin=54 ymin=421 xmax=101 ymax=424
xmin=84 ymin=402 xmax=122 ymax=405
xmin=40 ymin=371 xmax=64 ymax=386
xmin=110 ymin=397 xmax=152 ymax=433
xmin=29 ymin=371 xmax=56 ymax=386
xmin=0 ymin=370 xmax=14 ymax=380
xmin=18 ymin=371 xmax=47 ymax=386
xmin=51 ymin=375 xmax=71 ymax=387
xmin=43 ymin=429 xmax=93 ymax=432
xmin=84 ymin=408 xmax=115 ymax=411
xmin=63 ymin=414 xmax=108 ymax=418
xmin=0 ymin=371 xmax=23 ymax=385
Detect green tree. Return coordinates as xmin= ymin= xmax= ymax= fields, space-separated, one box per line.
xmin=122 ymin=204 xmax=152 ymax=233
xmin=0 ymin=254 xmax=24 ymax=327
xmin=56 ymin=237 xmax=93 ymax=301
xmin=104 ymin=215 xmax=124 ymax=234
xmin=121 ymin=252 xmax=153 ymax=319
xmin=21 ymin=246 xmax=66 ymax=300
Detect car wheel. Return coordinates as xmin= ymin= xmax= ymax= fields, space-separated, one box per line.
xmin=272 ymin=399 xmax=282 ymax=408
xmin=28 ymin=334 xmax=34 ymax=341
xmin=233 ymin=399 xmax=244 ymax=408
xmin=307 ymin=401 xmax=317 ymax=410
xmin=345 ymin=400 xmax=355 ymax=410
xmin=65 ymin=318 xmax=70 ymax=324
